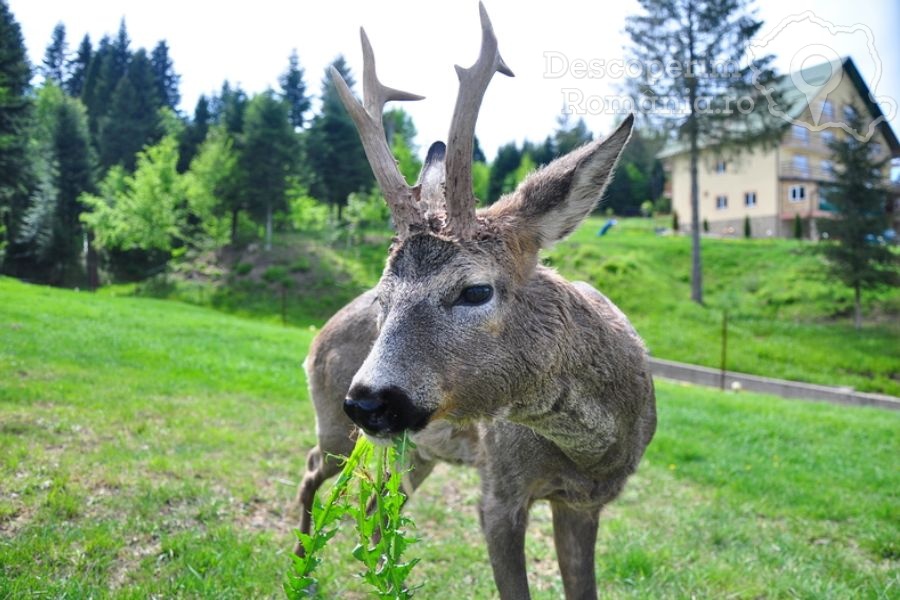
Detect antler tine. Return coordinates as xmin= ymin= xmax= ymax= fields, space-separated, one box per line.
xmin=445 ymin=1 xmax=514 ymax=238
xmin=329 ymin=28 xmax=425 ymax=237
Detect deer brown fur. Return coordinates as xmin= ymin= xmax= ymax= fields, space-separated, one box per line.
xmin=293 ymin=5 xmax=656 ymax=599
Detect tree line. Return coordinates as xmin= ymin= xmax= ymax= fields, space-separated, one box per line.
xmin=0 ymin=2 xmax=664 ymax=289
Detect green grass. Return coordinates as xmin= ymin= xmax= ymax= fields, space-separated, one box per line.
xmin=545 ymin=217 xmax=900 ymax=395
xmin=125 ymin=218 xmax=899 ymax=395
xmin=1 ymin=277 xmax=897 ymax=597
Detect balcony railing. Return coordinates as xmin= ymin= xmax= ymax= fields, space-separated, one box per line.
xmin=779 ymin=161 xmax=835 ymax=182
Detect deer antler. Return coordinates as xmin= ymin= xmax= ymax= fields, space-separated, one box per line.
xmin=444 ymin=2 xmax=514 ymax=238
xmin=330 ymin=29 xmax=425 ymax=237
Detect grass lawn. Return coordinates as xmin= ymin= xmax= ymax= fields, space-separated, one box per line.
xmin=1 ymin=277 xmax=897 ymax=598
xmin=545 ymin=217 xmax=900 ymax=396
xmin=131 ymin=218 xmax=899 ymax=396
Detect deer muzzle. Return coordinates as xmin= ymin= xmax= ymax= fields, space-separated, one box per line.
xmin=344 ymin=384 xmax=432 ymax=437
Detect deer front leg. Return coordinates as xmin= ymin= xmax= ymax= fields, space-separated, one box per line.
xmin=550 ymin=501 xmax=600 ymax=600
xmin=479 ymin=491 xmax=530 ymax=600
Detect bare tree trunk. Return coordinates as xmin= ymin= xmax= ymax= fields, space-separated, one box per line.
xmin=687 ymin=4 xmax=702 ymax=305
xmin=231 ymin=208 xmax=239 ymax=245
xmin=854 ymin=284 xmax=862 ymax=330
xmin=265 ymin=203 xmax=273 ymax=252
xmin=86 ymin=231 xmax=99 ymax=291
xmin=689 ymin=131 xmax=703 ymax=305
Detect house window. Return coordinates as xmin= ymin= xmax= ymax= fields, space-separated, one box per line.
xmin=715 ymin=195 xmax=728 ymax=210
xmin=715 ymin=160 xmax=727 ymax=174
xmin=792 ymin=124 xmax=809 ymax=144
xmin=821 ymin=100 xmax=834 ymax=120
xmin=843 ymin=104 xmax=858 ymax=120
xmin=821 ymin=129 xmax=835 ymax=145
xmin=792 ymin=154 xmax=810 ymax=176
xmin=789 ymin=185 xmax=806 ymax=202
xmin=744 ymin=192 xmax=757 ymax=207
xmin=870 ymin=142 xmax=883 ymax=157
xmin=820 ymin=160 xmax=833 ymax=176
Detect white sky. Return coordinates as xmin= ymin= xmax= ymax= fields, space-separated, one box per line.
xmin=10 ymin=0 xmax=900 ymax=160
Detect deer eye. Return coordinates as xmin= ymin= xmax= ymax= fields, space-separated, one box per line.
xmin=456 ymin=285 xmax=493 ymax=306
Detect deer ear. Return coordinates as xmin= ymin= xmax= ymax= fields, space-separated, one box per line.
xmin=486 ymin=114 xmax=633 ymax=248
xmin=417 ymin=141 xmax=446 ymax=221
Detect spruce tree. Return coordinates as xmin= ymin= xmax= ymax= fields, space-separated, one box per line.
xmin=99 ymin=49 xmax=160 ymax=170
xmin=80 ymin=35 xmax=112 ymax=137
xmin=240 ymin=90 xmax=297 ymax=250
xmin=305 ymin=56 xmax=373 ymax=219
xmin=41 ymin=23 xmax=68 ymax=84
xmin=279 ymin=49 xmax=310 ymax=130
xmin=213 ymin=81 xmax=248 ymax=135
xmin=20 ymin=85 xmax=95 ymax=284
xmin=65 ymin=34 xmax=92 ymax=97
xmin=487 ymin=142 xmax=522 ymax=203
xmin=554 ymin=113 xmax=593 ymax=156
xmin=0 ymin=0 xmax=33 ymax=266
xmin=178 ymin=95 xmax=211 ymax=172
xmin=150 ymin=40 xmax=180 ymax=110
xmin=604 ymin=128 xmax=665 ymax=215
xmin=626 ymin=0 xmax=784 ymax=304
xmin=820 ymin=109 xmax=898 ymax=329
xmin=209 ymin=81 xmax=248 ymax=241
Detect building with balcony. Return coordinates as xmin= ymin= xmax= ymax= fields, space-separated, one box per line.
xmin=659 ymin=57 xmax=899 ymax=238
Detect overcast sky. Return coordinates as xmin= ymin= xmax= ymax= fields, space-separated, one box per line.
xmin=9 ymin=0 xmax=900 ymax=160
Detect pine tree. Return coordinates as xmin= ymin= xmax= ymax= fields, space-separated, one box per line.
xmin=213 ymin=81 xmax=248 ymax=135
xmin=80 ymin=35 xmax=111 ymax=137
xmin=626 ymin=0 xmax=784 ymax=304
xmin=110 ymin=19 xmax=130 ymax=78
xmin=98 ymin=49 xmax=160 ymax=170
xmin=150 ymin=40 xmax=180 ymax=110
xmin=305 ymin=57 xmax=373 ymax=219
xmin=472 ymin=136 xmax=487 ymax=163
xmin=0 ymin=0 xmax=33 ymax=268
xmin=209 ymin=81 xmax=249 ymax=241
xmin=19 ymin=84 xmax=95 ymax=284
xmin=487 ymin=142 xmax=521 ymax=203
xmin=178 ymin=95 xmax=211 ymax=172
xmin=279 ymin=49 xmax=311 ymax=130
xmin=554 ymin=112 xmax=593 ymax=156
xmin=820 ymin=109 xmax=898 ymax=329
xmin=240 ymin=90 xmax=297 ymax=250
xmin=604 ymin=128 xmax=665 ymax=215
xmin=41 ymin=23 xmax=68 ymax=84
xmin=65 ymin=34 xmax=92 ymax=97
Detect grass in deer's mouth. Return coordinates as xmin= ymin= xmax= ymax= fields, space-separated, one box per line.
xmin=287 ymin=434 xmax=419 ymax=599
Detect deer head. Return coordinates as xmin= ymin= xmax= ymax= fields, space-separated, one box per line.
xmin=334 ymin=3 xmax=634 ymax=438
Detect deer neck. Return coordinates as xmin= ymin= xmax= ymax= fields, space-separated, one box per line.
xmin=500 ymin=269 xmax=649 ymax=474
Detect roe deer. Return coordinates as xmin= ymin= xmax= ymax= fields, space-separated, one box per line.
xmin=294 ymin=4 xmax=656 ymax=598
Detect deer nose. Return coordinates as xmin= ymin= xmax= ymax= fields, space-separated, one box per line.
xmin=344 ymin=384 xmax=429 ymax=436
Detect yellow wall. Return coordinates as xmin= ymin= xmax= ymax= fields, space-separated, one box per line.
xmin=667 ymin=64 xmax=895 ymax=237
xmin=669 ymin=147 xmax=778 ymax=228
